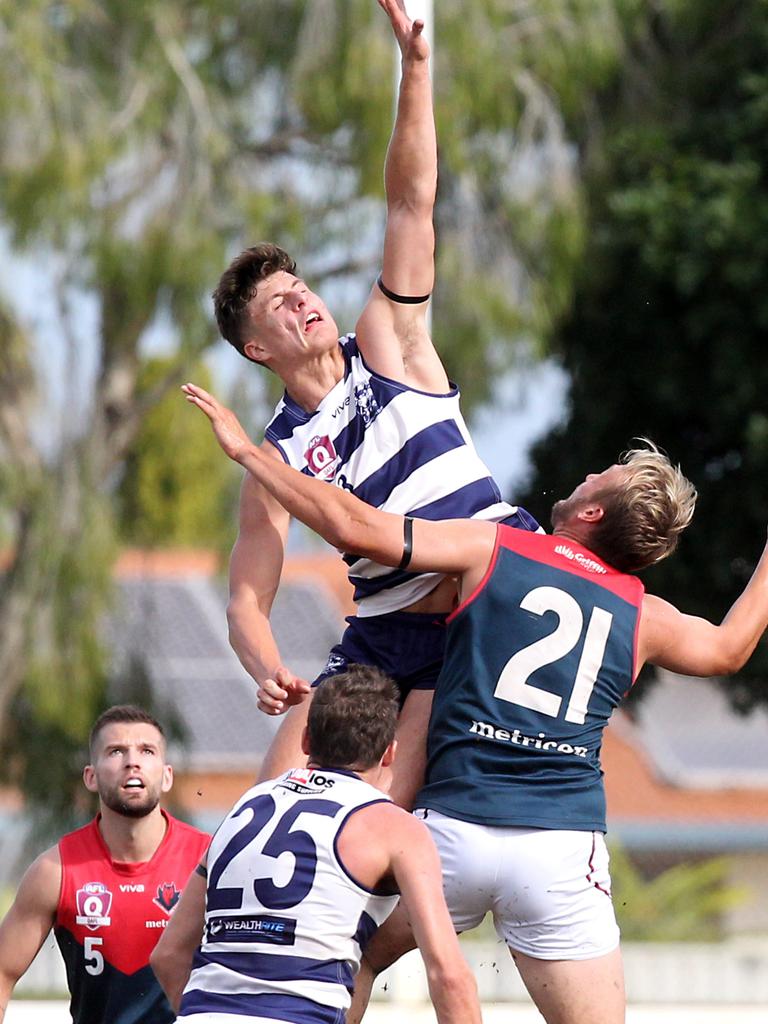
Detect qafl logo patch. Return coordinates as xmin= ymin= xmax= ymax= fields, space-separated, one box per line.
xmin=75 ymin=882 xmax=113 ymax=930
xmin=304 ymin=435 xmax=339 ymax=480
xmin=153 ymin=882 xmax=181 ymax=915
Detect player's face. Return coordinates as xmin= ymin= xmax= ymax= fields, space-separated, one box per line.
xmin=551 ymin=463 xmax=627 ymax=527
xmin=244 ymin=271 xmax=338 ymax=364
xmin=84 ymin=722 xmax=172 ymax=819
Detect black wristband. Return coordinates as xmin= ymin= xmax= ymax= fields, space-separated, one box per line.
xmin=398 ymin=517 xmax=414 ymax=571
xmin=377 ymin=274 xmax=431 ymax=305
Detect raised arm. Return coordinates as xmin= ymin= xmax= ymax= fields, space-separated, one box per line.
xmin=355 ymin=1 xmax=448 ymax=392
xmin=638 ymin=534 xmax=768 ymax=677
xmin=183 ymin=384 xmax=493 ymax=583
xmin=0 ymin=849 xmax=60 ymax=1022
xmin=228 ymin=445 xmax=310 ymax=713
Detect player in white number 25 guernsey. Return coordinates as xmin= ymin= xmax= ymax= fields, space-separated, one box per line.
xmin=151 ymin=667 xmax=481 ymax=1024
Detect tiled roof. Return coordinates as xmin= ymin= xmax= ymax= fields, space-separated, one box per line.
xmin=108 ymin=553 xmax=346 ymax=771
xmin=632 ymin=672 xmax=768 ymax=788
xmin=96 ymin=550 xmax=768 ymax=845
xmin=604 ymin=710 xmax=768 ymax=850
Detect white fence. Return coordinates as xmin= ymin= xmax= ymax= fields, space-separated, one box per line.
xmin=14 ymin=936 xmax=768 ymax=1006
xmin=6 ymin=1002 xmax=768 ymax=1024
xmin=375 ymin=942 xmax=768 ymax=1006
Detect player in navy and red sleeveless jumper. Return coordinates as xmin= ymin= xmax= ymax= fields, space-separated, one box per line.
xmin=0 ymin=706 xmax=209 ymax=1024
xmin=174 ymin=416 xmax=768 ymax=1024
xmin=420 ymin=526 xmax=645 ymax=832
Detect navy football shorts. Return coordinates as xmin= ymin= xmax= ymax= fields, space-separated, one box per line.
xmin=312 ymin=610 xmax=449 ymax=703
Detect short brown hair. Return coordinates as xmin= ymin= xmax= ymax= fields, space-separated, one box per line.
xmin=212 ymin=243 xmax=297 ymax=357
xmin=589 ymin=440 xmax=697 ymax=572
xmin=89 ymin=705 xmax=166 ymax=759
xmin=306 ymin=666 xmax=399 ymax=771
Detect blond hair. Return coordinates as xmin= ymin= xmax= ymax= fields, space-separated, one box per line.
xmin=590 ymin=440 xmax=697 ymax=572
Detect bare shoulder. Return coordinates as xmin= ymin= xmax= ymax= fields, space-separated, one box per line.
xmin=237 ymin=440 xmax=290 ymax=525
xmin=12 ymin=845 xmax=62 ymax=913
xmin=259 ymin=438 xmax=285 ymax=460
xmin=338 ymin=802 xmax=443 ymax=897
xmin=355 ymin=288 xmax=449 ymax=393
xmin=639 ymin=592 xmax=680 ymax=637
xmin=24 ymin=845 xmax=61 ymax=882
xmin=345 ymin=800 xmax=431 ymax=849
xmin=638 ymin=591 xmax=691 ymax=666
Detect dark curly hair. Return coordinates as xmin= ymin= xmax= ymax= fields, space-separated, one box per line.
xmin=306 ymin=666 xmax=399 ymax=771
xmin=212 ymin=243 xmax=297 ymax=358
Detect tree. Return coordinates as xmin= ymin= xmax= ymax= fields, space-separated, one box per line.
xmin=0 ymin=0 xmax=626 ymax=799
xmin=117 ymin=358 xmax=240 ymax=552
xmin=521 ymin=0 xmax=768 ymax=708
xmin=610 ymin=844 xmax=746 ymax=942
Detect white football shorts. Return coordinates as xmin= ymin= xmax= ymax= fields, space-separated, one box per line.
xmin=415 ymin=808 xmax=620 ymax=960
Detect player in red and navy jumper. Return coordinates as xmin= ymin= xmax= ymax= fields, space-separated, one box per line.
xmin=0 ymin=705 xmax=209 ymax=1024
xmin=55 ymin=810 xmax=209 ymax=1024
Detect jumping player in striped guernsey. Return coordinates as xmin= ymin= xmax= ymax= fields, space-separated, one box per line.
xmin=179 ymin=389 xmax=768 ymax=1024
xmin=150 ymin=668 xmax=480 ymax=1024
xmin=0 ymin=706 xmax=209 ymax=1024
xmin=212 ymin=0 xmax=540 ymax=807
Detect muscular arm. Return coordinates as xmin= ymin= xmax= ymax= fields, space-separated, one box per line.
xmin=0 ymin=849 xmax=61 ymax=1021
xmin=355 ymin=1 xmax=448 ymax=392
xmin=227 ymin=443 xmax=309 ymax=711
xmin=338 ymin=803 xmax=480 ymax=1024
xmin=389 ymin=815 xmax=481 ymax=1024
xmin=150 ymin=866 xmax=206 ymax=1013
xmin=639 ymin=536 xmax=768 ymax=677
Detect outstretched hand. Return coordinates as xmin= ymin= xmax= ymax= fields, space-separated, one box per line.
xmin=181 ymin=382 xmax=252 ymax=461
xmin=378 ymin=0 xmax=429 ymax=63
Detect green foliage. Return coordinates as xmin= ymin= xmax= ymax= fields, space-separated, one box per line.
xmin=610 ymin=844 xmax=747 ymax=941
xmin=0 ymin=0 xmax=631 ymax=419
xmin=522 ymin=0 xmax=768 ymax=707
xmin=0 ymin=470 xmax=116 ymax=835
xmin=117 ymin=358 xmax=239 ymax=550
xmin=21 ymin=486 xmax=115 ymax=739
xmin=0 ymin=0 xmax=637 ymax=812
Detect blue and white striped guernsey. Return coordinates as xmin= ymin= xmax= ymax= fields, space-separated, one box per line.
xmin=179 ymin=768 xmax=398 ymax=1024
xmin=265 ymin=334 xmax=522 ymax=616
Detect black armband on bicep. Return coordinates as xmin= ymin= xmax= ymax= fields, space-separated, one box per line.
xmin=377 ymin=274 xmax=431 ymax=305
xmin=398 ymin=517 xmax=414 ymax=571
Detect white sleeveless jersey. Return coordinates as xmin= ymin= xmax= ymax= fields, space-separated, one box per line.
xmin=265 ymin=335 xmax=517 ymax=616
xmin=179 ymin=767 xmax=398 ymax=1024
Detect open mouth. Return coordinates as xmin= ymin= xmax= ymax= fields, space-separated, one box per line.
xmin=304 ymin=311 xmax=321 ymax=332
xmin=123 ymin=778 xmax=145 ymax=791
